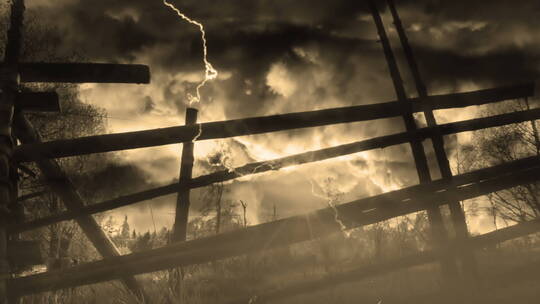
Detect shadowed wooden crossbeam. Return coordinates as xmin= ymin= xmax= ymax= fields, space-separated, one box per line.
xmin=14 ymin=91 xmax=59 ymax=112
xmin=17 ymin=63 xmax=150 ymax=84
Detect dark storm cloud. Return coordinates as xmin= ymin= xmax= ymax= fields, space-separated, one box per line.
xmin=27 ymin=0 xmax=540 ymax=119
xmin=390 ymin=0 xmax=540 ymax=91
xmin=413 ymin=46 xmax=540 ymax=90
xmin=28 ymin=0 xmax=540 ymax=83
xmin=28 ymin=0 xmax=370 ymax=64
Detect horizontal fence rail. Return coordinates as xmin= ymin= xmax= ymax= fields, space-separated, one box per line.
xmin=13 ymin=83 xmax=534 ymax=162
xmin=18 ymin=63 xmax=150 ymax=84
xmin=9 ymin=157 xmax=540 ymax=296
xmin=229 ymin=217 xmax=540 ymax=304
xmin=15 ymin=91 xmax=60 ymax=112
xmin=11 ymin=108 xmax=540 ymax=233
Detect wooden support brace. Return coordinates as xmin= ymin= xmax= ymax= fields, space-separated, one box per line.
xmin=367 ymin=0 xmax=458 ymax=281
xmin=12 ymin=114 xmax=148 ymax=302
xmin=387 ymin=0 xmax=480 ymax=283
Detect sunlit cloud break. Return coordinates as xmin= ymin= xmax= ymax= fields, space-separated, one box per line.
xmin=162 ymin=0 xmax=218 ymax=105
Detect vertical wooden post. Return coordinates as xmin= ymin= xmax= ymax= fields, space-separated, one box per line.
xmin=172 ymin=108 xmax=198 ymax=242
xmin=367 ymin=0 xmax=459 ymax=282
xmin=0 ymin=0 xmax=24 ymax=302
xmin=386 ymin=0 xmax=480 ymax=284
xmin=524 ymin=97 xmax=540 ymax=155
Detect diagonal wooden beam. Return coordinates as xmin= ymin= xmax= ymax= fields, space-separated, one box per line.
xmin=386 ymin=0 xmax=480 ymax=283
xmin=17 ymin=63 xmax=150 ymax=84
xmin=7 ymin=158 xmax=540 ymax=296
xmin=11 ymin=114 xmax=147 ymax=301
xmin=367 ymin=0 xmax=457 ymax=280
xmin=10 ymin=108 xmax=540 ymax=233
xmin=13 ymin=83 xmax=535 ymax=162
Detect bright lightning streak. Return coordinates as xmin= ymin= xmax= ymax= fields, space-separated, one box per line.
xmin=309 ymin=179 xmax=351 ymax=238
xmin=162 ymin=0 xmax=218 ymax=105
xmin=192 ymin=123 xmax=203 ymax=142
xmin=207 ymin=141 xmax=280 ymax=180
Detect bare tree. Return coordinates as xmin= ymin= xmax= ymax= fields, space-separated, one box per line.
xmin=459 ymin=99 xmax=540 ymax=223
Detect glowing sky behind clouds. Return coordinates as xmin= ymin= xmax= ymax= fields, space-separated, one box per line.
xmin=8 ymin=0 xmax=540 ymax=234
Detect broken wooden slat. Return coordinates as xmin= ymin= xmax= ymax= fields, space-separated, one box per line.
xmin=18 ymin=63 xmax=150 ymax=84
xmin=14 ymin=91 xmax=60 ymax=112
xmin=7 ymin=160 xmax=540 ymax=296
xmin=13 ymin=84 xmax=536 ymax=162
xmin=10 ymin=109 xmax=540 ymax=233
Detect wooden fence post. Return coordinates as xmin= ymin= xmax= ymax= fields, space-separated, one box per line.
xmin=0 ymin=0 xmax=24 ymax=302
xmin=367 ymin=0 xmax=459 ymax=283
xmin=386 ymin=0 xmax=480 ymax=284
xmin=172 ymin=108 xmax=198 ymax=242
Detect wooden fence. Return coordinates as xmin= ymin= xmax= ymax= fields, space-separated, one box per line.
xmin=1 ymin=0 xmax=540 ymax=303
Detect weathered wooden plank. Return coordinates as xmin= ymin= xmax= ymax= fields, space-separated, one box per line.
xmin=172 ymin=108 xmax=197 ymax=242
xmin=18 ymin=63 xmax=150 ymax=84
xmin=10 ymin=110 xmax=540 ymax=233
xmin=14 ymin=92 xmax=60 ymax=112
xmin=13 ymin=84 xmax=536 ymax=162
xmin=8 ymin=160 xmax=540 ymax=296
xmin=11 ymin=114 xmax=147 ymax=301
xmin=387 ymin=0 xmax=479 ymax=283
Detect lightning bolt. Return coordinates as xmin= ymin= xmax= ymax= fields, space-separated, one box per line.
xmin=309 ymin=179 xmax=351 ymax=238
xmin=161 ymin=2 xmax=274 ymax=181
xmin=207 ymin=141 xmax=281 ymax=180
xmin=162 ymin=0 xmax=218 ymax=105
xmin=192 ymin=123 xmax=203 ymax=142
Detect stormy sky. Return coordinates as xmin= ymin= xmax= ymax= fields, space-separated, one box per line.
xmin=8 ymin=0 xmax=540 ymax=233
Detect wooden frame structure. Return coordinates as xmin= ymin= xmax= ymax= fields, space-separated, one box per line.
xmin=1 ymin=0 xmax=540 ymax=302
